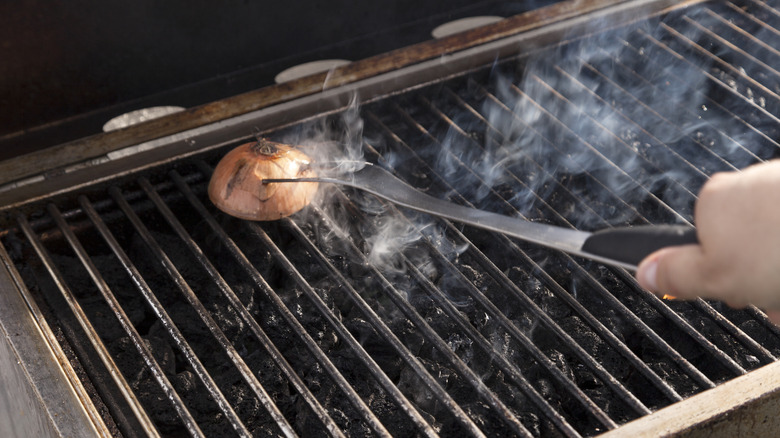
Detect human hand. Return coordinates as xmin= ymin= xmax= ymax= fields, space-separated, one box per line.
xmin=636 ymin=159 xmax=780 ymax=325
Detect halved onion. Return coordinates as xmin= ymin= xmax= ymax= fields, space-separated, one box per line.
xmin=208 ymin=139 xmax=319 ymax=221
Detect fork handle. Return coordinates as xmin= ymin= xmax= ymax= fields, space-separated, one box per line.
xmin=581 ymin=225 xmax=698 ymax=267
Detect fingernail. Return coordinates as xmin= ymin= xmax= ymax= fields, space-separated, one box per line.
xmin=640 ymin=258 xmax=659 ymax=292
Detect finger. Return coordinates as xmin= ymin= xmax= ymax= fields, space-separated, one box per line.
xmin=726 ymin=300 xmax=748 ymax=309
xmin=765 ymin=310 xmax=780 ymax=327
xmin=636 ymin=244 xmax=706 ymax=299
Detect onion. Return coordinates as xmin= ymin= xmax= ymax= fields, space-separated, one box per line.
xmin=208 ymin=139 xmax=319 ymax=221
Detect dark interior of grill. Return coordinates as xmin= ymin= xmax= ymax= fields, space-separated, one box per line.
xmin=3 ymin=0 xmax=780 ymax=436
xmin=0 ymin=0 xmax=557 ymax=160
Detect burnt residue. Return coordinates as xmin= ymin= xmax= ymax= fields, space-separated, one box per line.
xmin=7 ymin=147 xmax=780 ymax=436
xmin=223 ymin=158 xmax=249 ymax=201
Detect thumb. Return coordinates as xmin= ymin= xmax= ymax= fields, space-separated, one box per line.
xmin=765 ymin=310 xmax=780 ymax=326
xmin=636 ymin=244 xmax=706 ymax=299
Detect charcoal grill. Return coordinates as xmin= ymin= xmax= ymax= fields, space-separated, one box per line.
xmin=3 ymin=0 xmax=780 ymax=436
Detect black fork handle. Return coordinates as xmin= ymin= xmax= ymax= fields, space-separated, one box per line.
xmin=581 ymin=225 xmax=699 ymax=267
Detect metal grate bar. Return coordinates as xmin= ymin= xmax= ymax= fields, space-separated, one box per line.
xmin=584 ymin=44 xmax=768 ymax=168
xmin=402 ymin=120 xmax=717 ymax=394
xmin=167 ymin=168 xmax=445 ymax=438
xmin=726 ymin=0 xmax=780 ymax=41
xmin=365 ymin=110 xmax=669 ymax=409
xmin=139 ymin=175 xmax=346 ymax=438
xmin=608 ymin=30 xmax=780 ymax=342
xmin=620 ymin=32 xmax=779 ymax=155
xmin=472 ymin=81 xmax=687 ymax=225
xmin=589 ymin=256 xmax=777 ymax=368
xmin=636 ymin=28 xmax=780 ymax=131
xmin=706 ymin=6 xmax=780 ymax=65
xmin=421 ymin=93 xmax=754 ymax=386
xmin=57 ymin=200 xmax=206 ymax=437
xmin=242 ymin=219 xmax=450 ymax=437
xmin=384 ymin=100 xmax=738 ymax=384
xmin=676 ymin=19 xmax=780 ymax=108
xmin=279 ymin=210 xmax=533 ymax=437
xmin=440 ymin=86 xmax=626 ymax=227
xmin=576 ymin=266 xmax=746 ymax=376
xmin=551 ymin=62 xmax=740 ymax=174
xmin=746 ymin=0 xmax=780 ymax=22
xmin=461 ymin=83 xmax=757 ymax=377
xmin=626 ymin=0 xmax=780 ymax=352
xmin=173 ymin=165 xmax=403 ymax=438
xmin=290 ymin=199 xmax=575 ymax=436
xmin=703 ymin=2 xmax=780 ymax=93
xmin=326 ymin=179 xmax=615 ymax=432
xmin=398 ymin=90 xmax=738 ymax=381
xmin=109 ymin=184 xmax=298 ymax=437
xmin=465 ymin=224 xmax=687 ymax=408
xmin=683 ymin=11 xmax=780 ymax=88
xmin=418 ymin=93 xmax=610 ymax=228
xmin=470 ymin=82 xmax=661 ymax=223
xmin=530 ymin=60 xmax=776 ymax=363
xmin=79 ymin=194 xmax=252 ymax=437
xmin=419 ymin=91 xmax=617 ymax=228
xmin=16 ymin=211 xmax=161 ymax=437
xmin=530 ymin=71 xmax=707 ymax=197
xmin=406 ymin=242 xmax=613 ymax=433
xmin=544 ymin=27 xmax=780 ymax=363
xmin=745 ymin=305 xmax=780 ymax=340
xmin=438 ymin=88 xmax=720 ymax=360
xmin=399 ymin=106 xmax=725 ymax=389
xmin=505 ymin=82 xmax=695 ymax=224
xmin=688 ymin=300 xmax=775 ymax=362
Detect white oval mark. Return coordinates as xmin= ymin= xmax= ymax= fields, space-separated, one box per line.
xmin=274 ymin=59 xmax=351 ymax=84
xmin=103 ymin=106 xmax=185 ymax=132
xmin=431 ymin=16 xmax=504 ymax=39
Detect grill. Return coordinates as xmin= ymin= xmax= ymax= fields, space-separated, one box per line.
xmin=3 ymin=0 xmax=780 ymax=436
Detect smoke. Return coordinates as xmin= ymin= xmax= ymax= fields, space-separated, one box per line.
xmin=280 ymin=93 xmax=368 ymax=174
xmin=270 ymin=94 xmax=469 ymax=296
xmin=364 ymin=216 xmax=425 ymax=275
xmin=429 ymin=3 xmax=773 ymax=231
xmin=263 ymin=2 xmax=776 ymax=294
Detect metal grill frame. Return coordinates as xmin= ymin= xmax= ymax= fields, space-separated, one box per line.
xmin=0 ymin=0 xmax=698 ymax=210
xmin=3 ymin=0 xmax=780 ymax=436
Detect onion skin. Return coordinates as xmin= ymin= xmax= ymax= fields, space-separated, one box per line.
xmin=208 ymin=139 xmax=319 ymax=221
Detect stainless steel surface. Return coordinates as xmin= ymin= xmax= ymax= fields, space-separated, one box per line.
xmin=0 ymin=243 xmax=106 ymax=437
xmin=0 ymin=319 xmax=60 ymax=438
xmin=599 ymin=360 xmax=780 ymax=437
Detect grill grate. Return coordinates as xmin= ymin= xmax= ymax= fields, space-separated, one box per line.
xmin=4 ymin=0 xmax=780 ymax=436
